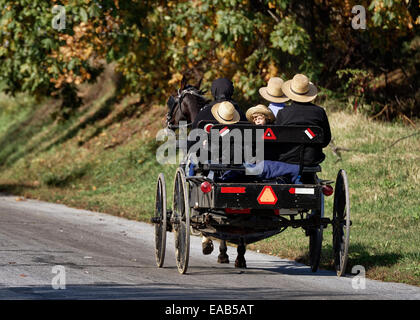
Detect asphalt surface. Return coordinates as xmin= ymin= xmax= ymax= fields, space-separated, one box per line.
xmin=0 ymin=194 xmax=419 ymax=300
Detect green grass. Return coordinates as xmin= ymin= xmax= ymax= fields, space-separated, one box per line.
xmin=0 ymin=91 xmax=419 ymax=286
xmin=250 ymin=112 xmax=420 ymax=285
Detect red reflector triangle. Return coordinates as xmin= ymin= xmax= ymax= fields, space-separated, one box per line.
xmin=263 ymin=128 xmax=277 ymax=140
xmin=257 ymin=186 xmax=278 ymax=205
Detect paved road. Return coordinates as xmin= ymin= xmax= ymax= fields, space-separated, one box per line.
xmin=0 ymin=194 xmax=419 ymax=300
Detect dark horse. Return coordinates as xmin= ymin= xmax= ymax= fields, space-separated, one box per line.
xmin=166 ymin=76 xmax=206 ymax=129
xmin=165 ymin=76 xmax=246 ymax=267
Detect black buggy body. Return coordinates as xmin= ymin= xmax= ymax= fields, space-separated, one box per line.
xmin=152 ymin=122 xmax=351 ymax=276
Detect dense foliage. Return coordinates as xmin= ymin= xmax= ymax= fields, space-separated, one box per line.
xmin=0 ymin=0 xmax=418 ymax=118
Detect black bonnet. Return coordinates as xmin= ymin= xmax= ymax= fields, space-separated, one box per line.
xmin=211 ymin=78 xmax=234 ymax=101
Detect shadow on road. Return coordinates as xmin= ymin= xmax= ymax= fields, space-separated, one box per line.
xmin=185 ymin=261 xmax=335 ymax=277
xmin=0 ymin=283 xmax=363 ymax=300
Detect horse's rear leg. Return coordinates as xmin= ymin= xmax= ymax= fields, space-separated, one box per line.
xmin=235 ymin=238 xmax=246 ymax=268
xmin=217 ymin=240 xmax=229 ymax=264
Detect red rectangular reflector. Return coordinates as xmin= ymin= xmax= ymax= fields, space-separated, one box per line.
xmin=221 ymin=187 xmax=246 ymax=193
xmin=225 ymin=208 xmax=251 ymax=214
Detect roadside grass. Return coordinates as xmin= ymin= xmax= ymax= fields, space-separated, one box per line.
xmin=0 ymin=85 xmax=177 ymax=220
xmin=250 ymin=112 xmax=420 ymax=285
xmin=0 ymin=90 xmax=418 ymax=286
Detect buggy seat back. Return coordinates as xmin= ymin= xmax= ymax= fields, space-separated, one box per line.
xmin=189 ymin=121 xmax=325 ymax=175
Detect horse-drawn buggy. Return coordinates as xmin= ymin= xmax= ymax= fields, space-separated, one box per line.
xmin=152 ymin=115 xmax=351 ymax=276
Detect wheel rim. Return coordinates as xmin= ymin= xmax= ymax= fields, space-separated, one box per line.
xmin=173 ymin=168 xmax=190 ymax=274
xmin=333 ymin=169 xmax=350 ymax=276
xmin=154 ymin=173 xmax=167 ymax=268
xmin=309 ymin=194 xmax=324 ymax=272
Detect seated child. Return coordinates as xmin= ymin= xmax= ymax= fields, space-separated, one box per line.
xmin=238 ymin=104 xmax=301 ymax=184
xmin=246 ymin=104 xmax=275 ymax=125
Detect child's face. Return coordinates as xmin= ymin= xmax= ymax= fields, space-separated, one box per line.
xmin=253 ymin=114 xmax=266 ymax=125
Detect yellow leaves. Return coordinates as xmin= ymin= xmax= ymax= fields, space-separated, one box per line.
xmin=66 ymin=74 xmax=74 ymax=84
xmin=48 ymin=17 xmax=114 ymax=89
xmin=82 ymin=46 xmax=93 ymax=60
xmin=232 ymin=72 xmax=241 ymax=84
xmin=192 ymin=0 xmax=203 ymax=8
xmin=342 ymin=0 xmax=352 ymax=17
xmin=80 ymin=67 xmax=91 ymax=80
xmin=59 ymin=46 xmax=73 ymax=59
xmin=168 ymin=72 xmax=183 ymax=85
xmin=221 ymin=57 xmax=230 ymax=66
xmin=215 ymin=47 xmax=231 ymax=60
xmin=266 ymin=62 xmax=278 ymax=80
xmin=65 ymin=37 xmax=73 ymax=46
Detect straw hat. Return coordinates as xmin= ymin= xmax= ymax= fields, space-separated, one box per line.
xmin=259 ymin=77 xmax=290 ymax=103
xmin=211 ymin=101 xmax=240 ymax=124
xmin=282 ymin=74 xmax=318 ymax=103
xmin=246 ymin=104 xmax=275 ymax=123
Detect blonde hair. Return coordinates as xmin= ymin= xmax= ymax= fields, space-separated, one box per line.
xmin=252 ymin=113 xmax=265 ymax=118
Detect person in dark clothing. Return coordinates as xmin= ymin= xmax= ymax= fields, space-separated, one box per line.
xmin=275 ymin=74 xmax=331 ymax=165
xmin=188 ymin=78 xmax=246 ymax=260
xmin=188 ymin=77 xmax=247 ymax=155
xmin=191 ymin=78 xmax=247 ymax=129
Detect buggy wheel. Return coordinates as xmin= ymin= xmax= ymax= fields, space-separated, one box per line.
xmin=173 ymin=167 xmax=190 ymax=274
xmin=154 ymin=173 xmax=167 ymax=268
xmin=333 ymin=169 xmax=351 ymax=277
xmin=309 ymin=227 xmax=323 ymax=272
xmin=308 ymin=194 xmax=324 ymax=272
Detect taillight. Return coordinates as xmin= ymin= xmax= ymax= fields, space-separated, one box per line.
xmin=204 ymin=123 xmax=214 ymax=133
xmin=322 ymin=185 xmax=334 ymax=196
xmin=200 ymin=181 xmax=212 ymax=193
